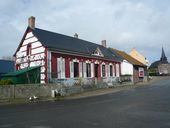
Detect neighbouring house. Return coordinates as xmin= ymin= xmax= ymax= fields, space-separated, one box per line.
xmin=0 ymin=60 xmax=14 ymax=79
xmin=111 ymin=49 xmax=148 ymax=84
xmin=129 ymin=48 xmax=149 ymax=66
xmin=149 ymin=47 xmax=170 ymax=75
xmin=14 ymin=16 xmax=122 ymax=85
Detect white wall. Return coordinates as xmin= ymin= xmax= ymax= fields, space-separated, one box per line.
xmin=15 ymin=31 xmax=46 ymax=84
xmin=121 ymin=60 xmax=133 ymax=75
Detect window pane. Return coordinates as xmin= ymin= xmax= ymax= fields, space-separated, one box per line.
xmin=74 ymin=62 xmax=79 ymax=77
xmin=102 ymin=65 xmax=105 ymax=77
xmin=110 ymin=65 xmax=113 ymax=76
xmin=86 ymin=63 xmax=91 ymax=77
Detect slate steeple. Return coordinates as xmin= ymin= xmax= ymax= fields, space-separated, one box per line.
xmin=160 ymin=47 xmax=168 ymax=63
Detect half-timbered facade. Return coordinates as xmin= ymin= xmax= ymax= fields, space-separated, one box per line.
xmin=14 ymin=17 xmax=122 ymax=84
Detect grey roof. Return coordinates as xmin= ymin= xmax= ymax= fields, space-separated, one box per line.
xmin=0 ymin=60 xmax=14 ymax=78
xmin=32 ymin=27 xmax=122 ymax=62
xmin=149 ymin=60 xmax=161 ymax=69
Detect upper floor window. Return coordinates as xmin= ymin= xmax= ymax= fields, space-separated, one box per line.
xmin=93 ymin=47 xmax=104 ymax=57
xmin=27 ymin=43 xmax=31 ymax=56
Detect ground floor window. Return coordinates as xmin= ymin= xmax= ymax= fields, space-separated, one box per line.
xmin=95 ymin=64 xmax=99 ymax=78
xmin=57 ymin=57 xmax=65 ymax=78
xmin=110 ymin=65 xmax=113 ymax=77
xmin=116 ymin=64 xmax=120 ymax=77
xmin=74 ymin=62 xmax=79 ymax=77
xmin=102 ymin=65 xmax=106 ymax=77
xmin=86 ymin=63 xmax=91 ymax=77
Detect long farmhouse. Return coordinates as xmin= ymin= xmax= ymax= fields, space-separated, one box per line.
xmin=14 ymin=16 xmax=122 ymax=84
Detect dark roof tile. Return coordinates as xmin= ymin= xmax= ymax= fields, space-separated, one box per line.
xmin=32 ymin=27 xmax=121 ymax=62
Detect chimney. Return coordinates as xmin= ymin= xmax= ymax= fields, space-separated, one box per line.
xmin=101 ymin=40 xmax=107 ymax=47
xmin=74 ymin=33 xmax=78 ymax=38
xmin=28 ymin=16 xmax=35 ymax=29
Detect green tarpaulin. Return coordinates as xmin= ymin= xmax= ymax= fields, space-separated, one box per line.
xmin=2 ymin=66 xmax=40 ymax=84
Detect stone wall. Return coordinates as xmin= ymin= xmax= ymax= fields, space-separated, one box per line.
xmin=0 ymin=79 xmax=133 ymax=100
xmin=0 ymin=85 xmax=11 ymax=99
xmin=0 ymin=84 xmax=63 ymax=99
xmin=158 ymin=64 xmax=170 ymax=75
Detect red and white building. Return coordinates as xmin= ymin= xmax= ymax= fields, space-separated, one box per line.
xmin=14 ymin=17 xmax=122 ymax=84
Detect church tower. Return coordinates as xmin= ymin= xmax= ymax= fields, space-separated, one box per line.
xmin=160 ymin=47 xmax=168 ymax=64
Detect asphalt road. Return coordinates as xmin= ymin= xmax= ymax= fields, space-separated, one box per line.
xmin=0 ymin=78 xmax=170 ymax=128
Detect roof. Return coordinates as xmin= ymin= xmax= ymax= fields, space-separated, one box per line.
xmin=149 ymin=60 xmax=160 ymax=69
xmin=0 ymin=60 xmax=14 ymax=74
xmin=160 ymin=47 xmax=169 ymax=64
xmin=31 ymin=27 xmax=121 ymax=62
xmin=149 ymin=47 xmax=169 ymax=69
xmin=111 ymin=49 xmax=146 ymax=67
xmin=2 ymin=66 xmax=40 ymax=77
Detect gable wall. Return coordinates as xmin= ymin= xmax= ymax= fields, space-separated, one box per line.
xmin=15 ymin=31 xmax=47 ymax=84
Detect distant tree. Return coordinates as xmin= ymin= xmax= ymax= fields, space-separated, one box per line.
xmin=1 ymin=56 xmax=14 ymax=61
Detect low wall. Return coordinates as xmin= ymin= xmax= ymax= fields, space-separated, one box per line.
xmin=0 ymin=84 xmax=63 ymax=99
xmin=0 ymin=85 xmax=11 ymax=99
xmin=0 ymin=80 xmax=133 ymax=100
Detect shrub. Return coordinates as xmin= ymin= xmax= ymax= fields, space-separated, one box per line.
xmin=149 ymin=72 xmax=157 ymax=76
xmin=0 ymin=79 xmax=14 ymax=85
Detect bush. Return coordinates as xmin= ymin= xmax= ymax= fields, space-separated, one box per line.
xmin=149 ymin=72 xmax=157 ymax=76
xmin=0 ymin=79 xmax=14 ymax=85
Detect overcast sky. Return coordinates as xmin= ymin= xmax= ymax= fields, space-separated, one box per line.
xmin=0 ymin=0 xmax=170 ymax=64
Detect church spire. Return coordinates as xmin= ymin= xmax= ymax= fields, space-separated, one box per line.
xmin=160 ymin=47 xmax=168 ymax=63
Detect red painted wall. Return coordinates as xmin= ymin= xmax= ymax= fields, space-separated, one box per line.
xmin=51 ymin=52 xmax=57 ymax=78
xmin=50 ymin=52 xmax=121 ymax=80
xmin=65 ymin=58 xmax=70 ymax=78
xmin=44 ymin=48 xmax=48 ymax=83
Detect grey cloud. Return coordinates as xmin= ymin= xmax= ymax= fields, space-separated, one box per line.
xmin=0 ymin=0 xmax=170 ymax=64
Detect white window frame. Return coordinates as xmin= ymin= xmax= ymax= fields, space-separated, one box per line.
xmin=79 ymin=62 xmax=83 ymax=77
xmin=116 ymin=64 xmax=120 ymax=77
xmin=70 ymin=61 xmax=74 ymax=78
xmin=91 ymin=63 xmax=94 ymax=78
xmin=57 ymin=57 xmax=65 ymax=79
xmin=101 ymin=63 xmax=106 ymax=77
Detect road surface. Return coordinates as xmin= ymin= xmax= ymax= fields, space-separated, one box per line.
xmin=0 ymin=78 xmax=170 ymax=128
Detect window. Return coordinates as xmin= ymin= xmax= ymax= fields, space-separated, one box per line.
xmin=74 ymin=62 xmax=79 ymax=77
xmin=93 ymin=47 xmax=104 ymax=57
xmin=91 ymin=63 xmax=94 ymax=77
xmin=27 ymin=43 xmax=31 ymax=56
xmin=86 ymin=63 xmax=91 ymax=77
xmin=70 ymin=62 xmax=73 ymax=78
xmin=102 ymin=65 xmax=106 ymax=77
xmin=57 ymin=58 xmax=65 ymax=79
xmin=83 ymin=63 xmax=87 ymax=78
xmin=95 ymin=64 xmax=99 ymax=78
xmin=79 ymin=62 xmax=82 ymax=77
xmin=16 ymin=64 xmax=20 ymax=70
xmin=110 ymin=65 xmax=113 ymax=77
xmin=116 ymin=64 xmax=120 ymax=77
